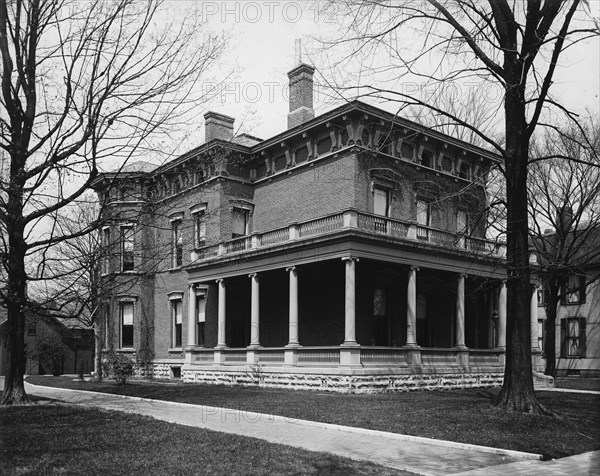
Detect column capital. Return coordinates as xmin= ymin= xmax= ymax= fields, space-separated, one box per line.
xmin=216 ymin=278 xmax=225 ymax=284
xmin=286 ymin=266 xmax=297 ymax=273
xmin=410 ymin=265 xmax=420 ymax=272
xmin=341 ymin=256 xmax=360 ymax=263
xmin=459 ymin=273 xmax=468 ymax=279
xmin=188 ymin=283 xmax=196 ymax=290
xmin=248 ymin=273 xmax=258 ymax=279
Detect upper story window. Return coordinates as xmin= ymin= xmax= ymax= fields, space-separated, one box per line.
xmin=458 ymin=162 xmax=471 ymax=179
xmin=416 ymin=200 xmax=431 ymax=227
xmin=232 ymin=208 xmax=249 ymax=238
xmin=102 ymin=227 xmax=111 ymax=274
xmin=537 ymin=285 xmax=550 ymax=307
xmin=421 ymin=150 xmax=433 ymax=168
xmin=457 ymin=209 xmax=470 ymax=235
xmin=120 ymin=225 xmax=134 ymax=272
xmin=560 ymin=317 xmax=586 ymax=358
xmin=373 ymin=187 xmax=390 ymax=217
xmin=27 ymin=319 xmax=37 ymax=336
xmin=562 ymin=274 xmax=586 ymax=305
xmin=171 ymin=220 xmax=183 ymax=267
xmin=193 ymin=209 xmax=206 ymax=248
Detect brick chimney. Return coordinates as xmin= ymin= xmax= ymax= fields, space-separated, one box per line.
xmin=287 ymin=63 xmax=315 ymax=129
xmin=204 ymin=111 xmax=235 ymax=142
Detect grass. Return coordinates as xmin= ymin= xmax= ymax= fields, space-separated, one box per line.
xmin=555 ymin=378 xmax=600 ymax=392
xmin=0 ymin=400 xmax=411 ymax=476
xmin=27 ymin=375 xmax=600 ymax=460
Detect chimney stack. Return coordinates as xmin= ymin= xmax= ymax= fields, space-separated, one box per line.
xmin=204 ymin=111 xmax=235 ymax=142
xmin=287 ymin=64 xmax=315 ymax=129
xmin=287 ymin=40 xmax=315 ymax=129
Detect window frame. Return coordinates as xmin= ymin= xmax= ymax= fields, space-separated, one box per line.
xmin=102 ymin=226 xmax=111 ymax=275
xmin=561 ymin=317 xmax=586 ymax=358
xmin=196 ymin=289 xmax=207 ymax=347
xmin=172 ymin=299 xmax=183 ymax=348
xmin=416 ymin=199 xmax=431 ymax=227
xmin=119 ymin=300 xmax=135 ymax=349
xmin=373 ymin=186 xmax=390 ymax=217
xmin=190 ymin=206 xmax=207 ymax=248
xmin=231 ymin=207 xmax=250 ymax=238
xmin=562 ymin=274 xmax=586 ymax=305
xmin=171 ymin=219 xmax=183 ymax=268
xmin=120 ymin=225 xmax=135 ymax=272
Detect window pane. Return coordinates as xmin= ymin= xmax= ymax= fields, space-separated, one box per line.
xmin=121 ymin=226 xmax=134 ymax=271
xmin=457 ymin=210 xmax=467 ymax=233
xmin=195 ymin=211 xmax=206 ymax=245
xmin=374 ymin=188 xmax=389 ymax=216
xmin=232 ymin=209 xmax=248 ymax=237
xmin=417 ymin=201 xmax=429 ymax=226
xmin=175 ymin=301 xmax=182 ymax=324
xmin=122 ymin=302 xmax=133 ymax=325
xmin=373 ymin=289 xmax=386 ymax=316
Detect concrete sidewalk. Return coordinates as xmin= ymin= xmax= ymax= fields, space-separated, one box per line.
xmin=23 ymin=382 xmax=547 ymax=476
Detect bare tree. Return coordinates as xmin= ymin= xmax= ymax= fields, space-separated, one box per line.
xmin=0 ymin=0 xmax=228 ymax=404
xmin=529 ymin=116 xmax=600 ymax=377
xmin=322 ymin=0 xmax=598 ymax=412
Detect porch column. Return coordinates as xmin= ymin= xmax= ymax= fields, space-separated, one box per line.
xmin=455 ymin=274 xmax=467 ymax=349
xmin=406 ymin=266 xmax=419 ymax=347
xmin=342 ymin=257 xmax=359 ymax=345
xmin=187 ymin=284 xmax=197 ymax=347
xmin=249 ymin=273 xmax=260 ymax=347
xmin=487 ymin=289 xmax=496 ymax=349
xmin=216 ymin=279 xmax=227 ymax=348
xmin=497 ymin=280 xmax=507 ymax=349
xmin=530 ymin=284 xmax=539 ymax=350
xmin=286 ymin=266 xmax=299 ymax=346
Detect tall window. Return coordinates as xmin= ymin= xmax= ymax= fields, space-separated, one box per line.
xmin=121 ymin=226 xmax=134 ymax=272
xmin=172 ymin=220 xmax=183 ymax=267
xmin=561 ymin=317 xmax=586 ymax=358
xmin=416 ymin=200 xmax=431 ymax=226
xmin=120 ymin=301 xmax=134 ymax=348
xmin=231 ymin=208 xmax=249 ymax=238
xmin=172 ymin=300 xmax=183 ymax=348
xmin=102 ymin=227 xmax=110 ymax=274
xmin=194 ymin=209 xmax=206 ymax=248
xmin=373 ymin=187 xmax=390 ymax=217
xmin=197 ymin=295 xmax=207 ymax=347
xmin=563 ymin=275 xmax=586 ymax=304
xmin=421 ymin=150 xmax=433 ymax=168
xmin=457 ymin=210 xmax=470 ymax=235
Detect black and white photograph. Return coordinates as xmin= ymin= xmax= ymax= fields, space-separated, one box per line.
xmin=1 ymin=1 xmax=599 ymax=474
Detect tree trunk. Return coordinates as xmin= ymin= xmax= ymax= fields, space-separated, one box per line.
xmin=94 ymin=323 xmax=103 ymax=381
xmin=544 ymin=281 xmax=560 ymax=378
xmin=493 ymin=68 xmax=545 ymax=413
xmin=1 ymin=237 xmax=29 ymax=405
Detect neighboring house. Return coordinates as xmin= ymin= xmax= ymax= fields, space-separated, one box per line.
xmin=535 ymin=229 xmax=600 ymax=378
xmin=92 ymin=61 xmax=533 ymax=392
xmin=0 ymin=309 xmax=94 ymax=376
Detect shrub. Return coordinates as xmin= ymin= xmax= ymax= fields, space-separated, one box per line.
xmin=108 ymin=353 xmax=135 ymax=385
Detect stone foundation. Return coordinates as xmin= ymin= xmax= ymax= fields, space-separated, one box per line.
xmin=180 ymin=366 xmax=504 ymax=393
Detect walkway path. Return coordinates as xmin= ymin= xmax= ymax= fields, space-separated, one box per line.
xmin=23 ymin=382 xmax=599 ymax=476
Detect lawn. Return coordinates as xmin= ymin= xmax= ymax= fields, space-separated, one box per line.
xmin=26 ymin=376 xmax=600 ymax=460
xmin=0 ymin=400 xmax=411 ymax=476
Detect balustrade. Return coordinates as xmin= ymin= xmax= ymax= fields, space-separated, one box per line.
xmin=192 ymin=210 xmax=505 ymax=262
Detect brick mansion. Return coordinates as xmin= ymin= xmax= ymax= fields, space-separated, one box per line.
xmin=92 ymin=60 xmax=553 ymax=392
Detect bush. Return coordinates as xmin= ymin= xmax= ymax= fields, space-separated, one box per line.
xmin=108 ymin=353 xmax=135 ymax=385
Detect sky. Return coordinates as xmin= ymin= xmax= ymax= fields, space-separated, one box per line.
xmin=174 ymin=0 xmax=600 ymax=144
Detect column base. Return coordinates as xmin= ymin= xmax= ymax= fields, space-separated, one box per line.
xmin=405 ymin=346 xmax=422 ymax=365
xmin=284 ymin=346 xmax=299 ymax=365
xmin=214 ymin=347 xmax=228 ymax=364
xmin=246 ymin=346 xmax=260 ymax=364
xmin=453 ymin=348 xmax=469 ymax=366
xmin=340 ymin=345 xmax=361 ymax=366
xmin=184 ymin=346 xmax=197 ymax=363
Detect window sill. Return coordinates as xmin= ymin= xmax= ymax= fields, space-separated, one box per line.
xmin=168 ymin=267 xmax=183 ymax=272
xmin=117 ymin=348 xmax=135 ymax=353
xmin=168 ymin=348 xmax=183 ymax=353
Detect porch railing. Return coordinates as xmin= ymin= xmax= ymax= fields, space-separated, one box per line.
xmin=193 ymin=209 xmax=506 ymax=263
xmin=188 ymin=346 xmax=505 ymax=368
